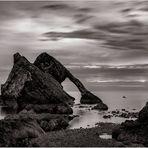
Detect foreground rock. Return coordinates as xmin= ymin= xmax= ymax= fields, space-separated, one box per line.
xmin=112 ymin=102 xmax=148 ymax=146
xmin=1 ymin=53 xmax=74 ymax=113
xmin=0 ymin=112 xmax=72 ymax=147
xmin=0 ymin=113 xmax=45 ymax=147
xmin=34 ymin=52 xmax=107 ymax=106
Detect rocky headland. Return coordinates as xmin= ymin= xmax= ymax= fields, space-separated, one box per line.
xmin=0 ymin=52 xmax=108 ymax=146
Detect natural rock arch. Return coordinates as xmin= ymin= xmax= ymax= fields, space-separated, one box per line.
xmin=34 ymin=52 xmax=104 ymax=104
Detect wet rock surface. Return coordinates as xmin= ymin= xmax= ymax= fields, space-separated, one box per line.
xmin=112 ymin=103 xmax=148 ymax=146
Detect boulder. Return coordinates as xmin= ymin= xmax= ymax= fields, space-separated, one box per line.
xmin=34 ymin=52 xmax=107 ymax=106
xmin=121 ymin=120 xmax=140 ymax=130
xmin=1 ymin=53 xmax=74 ymax=112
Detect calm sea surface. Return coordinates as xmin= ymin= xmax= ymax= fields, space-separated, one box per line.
xmin=67 ymin=90 xmax=148 ymax=129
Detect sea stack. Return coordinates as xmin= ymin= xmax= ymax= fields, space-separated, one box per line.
xmin=34 ymin=52 xmax=107 ymax=107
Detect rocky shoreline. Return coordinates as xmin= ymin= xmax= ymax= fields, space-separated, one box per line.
xmin=103 ymin=109 xmax=138 ymax=119
xmin=0 ymin=52 xmax=108 ymax=147
xmin=0 ymin=52 xmax=148 ymax=147
xmin=112 ymin=102 xmax=148 ymax=147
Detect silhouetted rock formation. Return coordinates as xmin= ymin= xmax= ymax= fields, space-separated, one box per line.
xmin=1 ymin=53 xmax=74 ymax=113
xmin=112 ymin=102 xmax=148 ymax=146
xmin=34 ymin=52 xmax=106 ymax=106
xmin=0 ymin=52 xmax=108 ymax=146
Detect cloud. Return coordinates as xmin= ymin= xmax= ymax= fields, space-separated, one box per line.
xmin=42 ymin=29 xmax=105 ymax=41
xmin=41 ymin=3 xmax=71 ymax=10
xmin=74 ymin=14 xmax=93 ymax=24
xmin=78 ymin=7 xmax=92 ymax=13
xmin=81 ymin=64 xmax=148 ymax=70
xmin=42 ymin=17 xmax=148 ymax=55
xmin=87 ymin=78 xmax=147 ymax=83
xmin=94 ymin=19 xmax=142 ymax=33
xmin=121 ymin=8 xmax=133 ymax=13
xmin=1 ymin=0 xmax=148 ymax=89
xmin=139 ymin=7 xmax=148 ymax=12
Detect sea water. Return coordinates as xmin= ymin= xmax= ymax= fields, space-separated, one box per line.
xmin=67 ymin=90 xmax=148 ymax=129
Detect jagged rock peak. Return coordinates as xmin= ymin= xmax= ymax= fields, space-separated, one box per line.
xmin=34 ymin=52 xmax=57 ymax=63
xmin=1 ymin=52 xmax=75 ymax=112
xmin=13 ymin=52 xmax=22 ymax=64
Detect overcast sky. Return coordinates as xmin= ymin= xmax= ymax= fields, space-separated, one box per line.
xmin=0 ymin=0 xmax=148 ymax=90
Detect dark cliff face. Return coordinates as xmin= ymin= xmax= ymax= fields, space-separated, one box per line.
xmin=1 ymin=53 xmax=74 ymax=112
